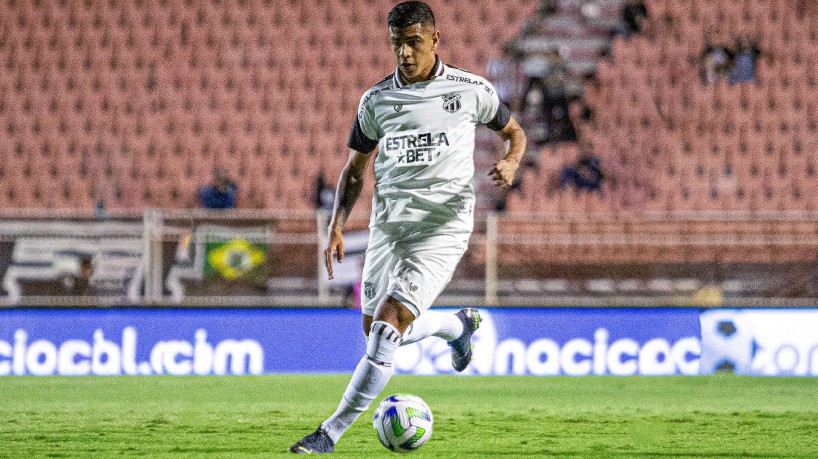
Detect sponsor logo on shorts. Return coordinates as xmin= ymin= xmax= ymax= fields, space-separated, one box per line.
xmin=393 ymin=104 xmax=403 ymax=112
xmin=409 ymin=283 xmax=419 ymax=292
xmin=364 ymin=281 xmax=376 ymax=299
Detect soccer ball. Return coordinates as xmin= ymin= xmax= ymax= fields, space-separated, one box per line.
xmin=699 ymin=310 xmax=754 ymax=374
xmin=373 ymin=394 xmax=434 ymax=453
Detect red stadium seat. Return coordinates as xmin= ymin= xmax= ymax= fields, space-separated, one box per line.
xmin=0 ymin=0 xmax=814 ymax=218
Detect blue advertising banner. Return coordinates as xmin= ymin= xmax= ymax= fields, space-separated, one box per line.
xmin=0 ymin=308 xmax=703 ymax=376
xmin=397 ymin=308 xmax=701 ymax=376
xmin=0 ymin=309 xmax=366 ymax=376
xmin=699 ymin=309 xmax=818 ymax=376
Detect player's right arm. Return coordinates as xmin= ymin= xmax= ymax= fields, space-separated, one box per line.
xmin=325 ymin=149 xmax=371 ymax=279
xmin=325 ymin=87 xmax=381 ymax=279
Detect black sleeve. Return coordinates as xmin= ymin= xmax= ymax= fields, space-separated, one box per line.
xmin=347 ymin=116 xmax=379 ymax=153
xmin=485 ymin=102 xmax=512 ymax=131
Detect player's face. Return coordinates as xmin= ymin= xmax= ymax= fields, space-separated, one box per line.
xmin=389 ymin=23 xmax=439 ymax=84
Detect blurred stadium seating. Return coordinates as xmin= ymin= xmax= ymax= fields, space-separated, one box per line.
xmin=0 ymin=0 xmax=537 ymax=211
xmin=1 ymin=0 xmax=818 ymax=307
xmin=493 ymin=0 xmax=818 ymax=277
xmin=508 ymin=0 xmax=818 ymax=216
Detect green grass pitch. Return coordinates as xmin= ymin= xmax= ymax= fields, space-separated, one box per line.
xmin=2 ymin=375 xmax=817 ymax=458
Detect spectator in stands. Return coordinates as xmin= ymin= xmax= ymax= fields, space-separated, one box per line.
xmin=520 ymin=47 xmax=577 ymax=143
xmin=518 ymin=5 xmax=549 ymax=41
xmin=541 ymin=48 xmax=576 ymax=143
xmin=558 ymin=153 xmax=604 ymax=193
xmin=94 ymin=200 xmax=106 ymax=218
xmin=537 ymin=0 xmax=559 ymax=17
xmin=728 ymin=36 xmax=761 ymax=85
xmin=199 ymin=167 xmax=237 ymax=209
xmin=520 ymin=47 xmax=551 ymax=114
xmin=486 ymin=43 xmax=523 ymax=110
xmin=542 ymin=48 xmax=577 ymax=142
xmin=314 ymin=172 xmax=336 ymax=212
xmin=701 ymin=40 xmax=734 ymax=85
xmin=621 ymin=0 xmax=648 ymax=36
xmin=519 ymin=0 xmax=557 ymax=38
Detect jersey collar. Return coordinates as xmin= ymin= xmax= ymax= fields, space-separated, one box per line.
xmin=393 ymin=55 xmax=445 ymax=88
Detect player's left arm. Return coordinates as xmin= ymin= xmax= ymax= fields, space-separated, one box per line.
xmin=477 ymin=78 xmax=527 ymax=188
xmin=488 ymin=116 xmax=526 ymax=188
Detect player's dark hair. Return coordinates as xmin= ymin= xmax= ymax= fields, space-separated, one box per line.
xmin=387 ymin=1 xmax=435 ymax=29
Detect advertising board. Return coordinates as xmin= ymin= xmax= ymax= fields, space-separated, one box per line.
xmin=0 ymin=308 xmax=703 ymax=376
xmin=0 ymin=309 xmax=368 ymax=376
xmin=700 ymin=309 xmax=818 ymax=376
xmin=398 ymin=308 xmax=701 ymax=376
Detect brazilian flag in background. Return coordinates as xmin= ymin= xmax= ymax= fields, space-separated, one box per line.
xmin=204 ymin=238 xmax=267 ymax=282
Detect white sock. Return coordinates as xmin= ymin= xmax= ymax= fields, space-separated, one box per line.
xmin=321 ymin=321 xmax=401 ymax=444
xmin=401 ymin=310 xmax=464 ymax=345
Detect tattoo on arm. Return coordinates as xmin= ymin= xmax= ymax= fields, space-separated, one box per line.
xmin=332 ymin=163 xmax=365 ymax=228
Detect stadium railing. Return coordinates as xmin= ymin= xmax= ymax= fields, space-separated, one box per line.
xmin=1 ymin=208 xmax=817 ymax=308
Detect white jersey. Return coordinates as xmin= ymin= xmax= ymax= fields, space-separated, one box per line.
xmin=348 ymin=57 xmax=510 ymax=232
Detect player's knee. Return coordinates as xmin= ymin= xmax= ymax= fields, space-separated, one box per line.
xmin=374 ymin=296 xmax=415 ymax=333
xmin=366 ymin=321 xmax=402 ymax=366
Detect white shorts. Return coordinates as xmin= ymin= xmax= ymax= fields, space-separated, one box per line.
xmin=360 ymin=222 xmax=470 ymax=317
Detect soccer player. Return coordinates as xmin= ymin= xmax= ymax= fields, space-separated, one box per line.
xmin=289 ymin=1 xmax=526 ymax=454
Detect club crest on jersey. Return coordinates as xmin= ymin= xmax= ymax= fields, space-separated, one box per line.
xmin=393 ymin=104 xmax=403 ymax=112
xmin=364 ymin=281 xmax=375 ymax=299
xmin=442 ymin=93 xmax=461 ymax=113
